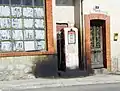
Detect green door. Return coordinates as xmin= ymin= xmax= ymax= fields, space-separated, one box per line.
xmin=90 ymin=25 xmax=103 ymax=68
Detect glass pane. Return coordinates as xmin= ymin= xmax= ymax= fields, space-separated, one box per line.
xmin=35 ymin=19 xmax=44 ymax=29
xmin=0 ymin=1 xmax=2 ymax=4
xmin=0 ymin=30 xmax=11 ymax=40
xmin=34 ymin=8 xmax=44 ymax=18
xmin=13 ymin=41 xmax=24 ymax=51
xmin=34 ymin=0 xmax=43 ymax=6
xmin=24 ymin=41 xmax=35 ymax=51
xmin=3 ymin=0 xmax=9 ymax=4
xmin=1 ymin=42 xmax=12 ymax=51
xmin=23 ymin=0 xmax=32 ymax=6
xmin=11 ymin=7 xmax=22 ymax=17
xmin=24 ymin=19 xmax=33 ymax=28
xmin=0 ymin=18 xmax=11 ymax=28
xmin=12 ymin=19 xmax=22 ymax=28
xmin=12 ymin=30 xmax=23 ymax=40
xmin=0 ymin=6 xmax=10 ymax=16
xmin=35 ymin=40 xmax=45 ymax=50
xmin=56 ymin=0 xmax=73 ymax=6
xmin=11 ymin=0 xmax=21 ymax=5
xmin=0 ymin=0 xmax=9 ymax=4
xmin=96 ymin=27 xmax=101 ymax=48
xmin=24 ymin=30 xmax=34 ymax=40
xmin=90 ymin=27 xmax=94 ymax=48
xmin=35 ymin=30 xmax=45 ymax=39
xmin=23 ymin=7 xmax=33 ymax=17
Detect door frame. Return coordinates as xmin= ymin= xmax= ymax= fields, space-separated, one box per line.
xmin=84 ymin=14 xmax=111 ymax=71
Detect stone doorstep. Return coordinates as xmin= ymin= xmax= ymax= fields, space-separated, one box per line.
xmin=110 ymin=71 xmax=120 ymax=75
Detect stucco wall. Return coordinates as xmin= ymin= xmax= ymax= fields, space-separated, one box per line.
xmin=55 ymin=0 xmax=75 ymax=24
xmin=53 ymin=0 xmax=81 ymax=52
xmin=83 ymin=0 xmax=120 ymax=72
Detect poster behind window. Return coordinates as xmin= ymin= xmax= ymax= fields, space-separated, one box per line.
xmin=36 ymin=41 xmax=45 ymax=50
xmin=24 ymin=30 xmax=34 ymax=40
xmin=0 ymin=18 xmax=11 ymax=28
xmin=68 ymin=31 xmax=76 ymax=44
xmin=23 ymin=7 xmax=33 ymax=17
xmin=12 ymin=19 xmax=22 ymax=28
xmin=24 ymin=19 xmax=33 ymax=28
xmin=13 ymin=41 xmax=24 ymax=51
xmin=35 ymin=30 xmax=45 ymax=39
xmin=24 ymin=41 xmax=35 ymax=51
xmin=0 ymin=6 xmax=10 ymax=16
xmin=12 ymin=30 xmax=23 ymax=40
xmin=1 ymin=42 xmax=12 ymax=51
xmin=34 ymin=8 xmax=44 ymax=18
xmin=11 ymin=7 xmax=22 ymax=17
xmin=0 ymin=30 xmax=11 ymax=40
xmin=35 ymin=19 xmax=44 ymax=29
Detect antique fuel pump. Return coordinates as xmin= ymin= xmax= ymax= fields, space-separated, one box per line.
xmin=57 ymin=27 xmax=79 ymax=76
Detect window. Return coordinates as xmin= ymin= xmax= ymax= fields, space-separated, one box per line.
xmin=0 ymin=0 xmax=46 ymax=52
xmin=0 ymin=0 xmax=9 ymax=5
xmin=0 ymin=1 xmax=2 ymax=4
xmin=56 ymin=0 xmax=74 ymax=6
xmin=23 ymin=0 xmax=32 ymax=6
xmin=11 ymin=0 xmax=21 ymax=5
xmin=34 ymin=0 xmax=43 ymax=6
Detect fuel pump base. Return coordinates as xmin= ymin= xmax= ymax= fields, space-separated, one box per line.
xmin=57 ymin=27 xmax=87 ymax=77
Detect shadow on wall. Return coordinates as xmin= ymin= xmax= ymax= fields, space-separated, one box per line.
xmin=56 ymin=54 xmax=94 ymax=78
xmin=56 ymin=0 xmax=74 ymax=6
xmin=32 ymin=55 xmax=58 ymax=78
xmin=32 ymin=54 xmax=94 ymax=78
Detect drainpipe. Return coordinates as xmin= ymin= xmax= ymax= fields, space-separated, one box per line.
xmin=80 ymin=0 xmax=86 ymax=70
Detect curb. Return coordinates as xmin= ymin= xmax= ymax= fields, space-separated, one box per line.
xmin=1 ymin=75 xmax=120 ymax=90
xmin=1 ymin=79 xmax=120 ymax=90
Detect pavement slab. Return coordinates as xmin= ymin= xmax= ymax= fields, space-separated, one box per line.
xmin=0 ymin=74 xmax=120 ymax=90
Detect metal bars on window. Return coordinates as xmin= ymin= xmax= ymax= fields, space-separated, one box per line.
xmin=90 ymin=26 xmax=102 ymax=49
xmin=0 ymin=0 xmax=46 ymax=52
xmin=0 ymin=0 xmax=44 ymax=6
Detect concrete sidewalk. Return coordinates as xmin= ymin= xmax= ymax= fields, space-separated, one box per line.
xmin=0 ymin=74 xmax=120 ymax=90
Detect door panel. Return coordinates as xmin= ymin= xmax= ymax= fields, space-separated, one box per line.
xmin=90 ymin=25 xmax=103 ymax=68
xmin=56 ymin=23 xmax=68 ymax=71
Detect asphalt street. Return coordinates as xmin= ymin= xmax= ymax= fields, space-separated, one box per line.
xmin=5 ymin=82 xmax=120 ymax=91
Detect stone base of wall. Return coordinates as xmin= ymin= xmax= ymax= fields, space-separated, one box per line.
xmin=0 ymin=55 xmax=58 ymax=81
xmin=111 ymin=57 xmax=119 ymax=73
